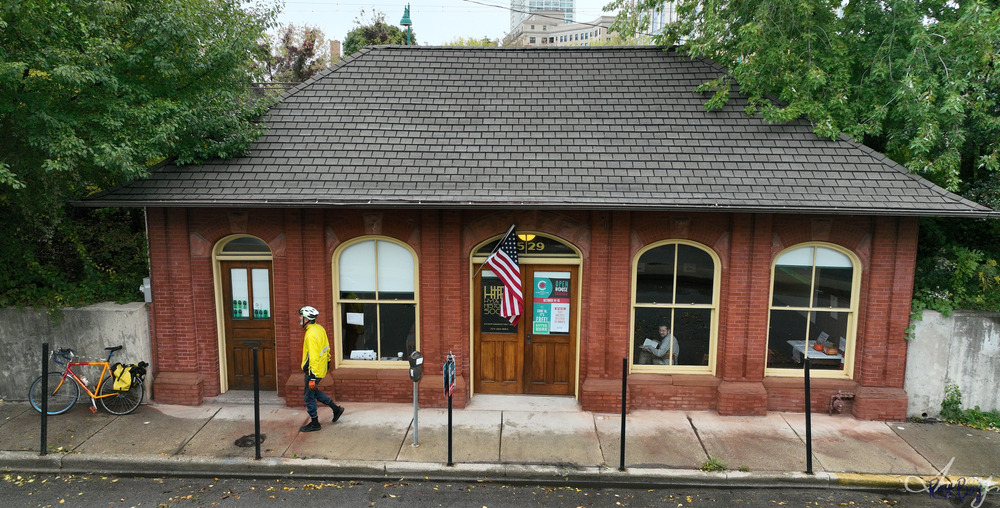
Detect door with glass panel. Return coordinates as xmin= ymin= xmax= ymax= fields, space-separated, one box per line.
xmin=221 ymin=261 xmax=276 ymax=390
xmin=473 ymin=264 xmax=577 ymax=395
xmin=474 ymin=269 xmax=524 ymax=393
xmin=523 ymin=265 xmax=577 ymax=395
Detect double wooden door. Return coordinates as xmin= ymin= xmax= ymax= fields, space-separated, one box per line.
xmin=221 ymin=261 xmax=276 ymax=391
xmin=474 ymin=264 xmax=577 ymax=395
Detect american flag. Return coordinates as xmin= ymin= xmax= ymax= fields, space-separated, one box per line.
xmin=485 ymin=227 xmax=522 ymax=326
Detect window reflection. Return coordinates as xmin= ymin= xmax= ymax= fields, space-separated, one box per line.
xmin=337 ymin=239 xmax=418 ymax=362
xmin=633 ymin=242 xmax=716 ymax=370
xmin=767 ymin=245 xmax=855 ymax=373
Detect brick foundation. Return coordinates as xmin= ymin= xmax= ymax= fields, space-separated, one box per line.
xmin=630 ymin=374 xmax=720 ymax=411
xmin=152 ymin=371 xmax=204 ymax=405
xmin=717 ymin=381 xmax=767 ymax=416
xmin=763 ymin=377 xmax=859 ymax=414
xmin=286 ymin=370 xmax=468 ymax=409
xmin=852 ymin=386 xmax=907 ymax=421
xmin=580 ymin=378 xmax=623 ymax=413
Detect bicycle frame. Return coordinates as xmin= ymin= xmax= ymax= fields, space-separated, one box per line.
xmin=52 ymin=354 xmax=118 ymax=412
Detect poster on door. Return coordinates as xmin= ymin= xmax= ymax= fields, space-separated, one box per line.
xmin=532 ymin=272 xmax=570 ymax=334
xmin=481 ymin=273 xmax=518 ymax=334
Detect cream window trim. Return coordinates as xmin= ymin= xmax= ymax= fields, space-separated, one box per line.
xmin=629 ymin=240 xmax=720 ymax=376
xmin=764 ymin=243 xmax=861 ymax=380
xmin=332 ymin=236 xmax=419 ymax=369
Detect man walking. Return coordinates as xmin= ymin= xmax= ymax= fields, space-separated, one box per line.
xmin=298 ymin=305 xmax=345 ymax=432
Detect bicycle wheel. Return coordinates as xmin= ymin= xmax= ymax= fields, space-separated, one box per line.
xmin=97 ymin=376 xmax=144 ymax=415
xmin=29 ymin=372 xmax=79 ymax=415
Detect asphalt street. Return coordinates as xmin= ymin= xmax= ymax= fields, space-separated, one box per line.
xmin=2 ymin=474 xmax=991 ymax=508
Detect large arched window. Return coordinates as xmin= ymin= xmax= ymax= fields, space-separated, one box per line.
xmin=766 ymin=244 xmax=859 ymax=377
xmin=631 ymin=241 xmax=719 ymax=373
xmin=335 ymin=238 xmax=418 ymax=366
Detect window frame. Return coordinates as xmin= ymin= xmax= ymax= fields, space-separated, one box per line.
xmin=629 ymin=240 xmax=720 ymax=375
xmin=332 ymin=236 xmax=419 ymax=369
xmin=764 ymin=242 xmax=861 ymax=379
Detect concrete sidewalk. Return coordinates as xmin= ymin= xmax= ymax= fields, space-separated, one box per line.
xmin=1 ymin=394 xmax=998 ymax=491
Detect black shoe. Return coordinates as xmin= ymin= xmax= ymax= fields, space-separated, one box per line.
xmin=299 ymin=421 xmax=321 ymax=432
xmin=332 ymin=405 xmax=345 ymax=423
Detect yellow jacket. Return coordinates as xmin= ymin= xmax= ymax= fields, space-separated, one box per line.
xmin=301 ymin=323 xmax=331 ymax=379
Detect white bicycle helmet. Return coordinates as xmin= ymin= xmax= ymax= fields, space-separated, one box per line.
xmin=299 ymin=306 xmax=319 ymax=321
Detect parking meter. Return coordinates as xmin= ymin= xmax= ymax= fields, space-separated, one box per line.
xmin=408 ymin=351 xmax=423 ymax=382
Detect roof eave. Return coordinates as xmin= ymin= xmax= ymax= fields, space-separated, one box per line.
xmin=70 ymin=199 xmax=999 ymax=218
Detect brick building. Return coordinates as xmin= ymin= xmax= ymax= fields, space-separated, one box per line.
xmin=84 ymin=46 xmax=994 ymax=421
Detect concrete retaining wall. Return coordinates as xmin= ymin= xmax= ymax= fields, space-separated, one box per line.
xmin=906 ymin=309 xmax=1000 ymax=418
xmin=0 ymin=303 xmax=151 ymax=401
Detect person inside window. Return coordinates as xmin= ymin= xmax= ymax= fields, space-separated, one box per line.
xmin=638 ymin=324 xmax=679 ymax=365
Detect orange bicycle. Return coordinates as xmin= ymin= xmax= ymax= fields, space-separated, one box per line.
xmin=28 ymin=345 xmax=144 ymax=415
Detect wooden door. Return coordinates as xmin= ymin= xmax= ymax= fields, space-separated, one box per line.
xmin=474 ymin=270 xmax=523 ymax=393
xmin=523 ymin=266 xmax=576 ymax=395
xmin=221 ymin=261 xmax=276 ymax=391
xmin=473 ymin=265 xmax=577 ymax=395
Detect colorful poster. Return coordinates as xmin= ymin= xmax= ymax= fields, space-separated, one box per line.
xmin=532 ymin=272 xmax=570 ymax=335
xmin=481 ymin=274 xmax=517 ymax=333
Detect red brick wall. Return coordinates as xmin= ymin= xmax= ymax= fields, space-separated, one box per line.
xmin=144 ymin=208 xmax=914 ymax=420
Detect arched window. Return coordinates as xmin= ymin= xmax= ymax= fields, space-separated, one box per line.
xmin=335 ymin=238 xmax=418 ymax=365
xmin=766 ymin=244 xmax=859 ymax=377
xmin=631 ymin=241 xmax=719 ymax=373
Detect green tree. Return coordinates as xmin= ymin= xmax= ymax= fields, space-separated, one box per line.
xmin=607 ymin=0 xmax=1000 ymax=192
xmin=260 ymin=23 xmax=331 ymax=82
xmin=343 ymin=10 xmax=418 ymax=56
xmin=0 ymin=0 xmax=279 ymax=307
xmin=444 ymin=36 xmax=501 ymax=47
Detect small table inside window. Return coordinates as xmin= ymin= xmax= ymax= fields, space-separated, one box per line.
xmin=787 ymin=340 xmax=843 ymax=366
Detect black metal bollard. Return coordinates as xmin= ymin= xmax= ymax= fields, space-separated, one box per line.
xmin=619 ymin=357 xmax=627 ymax=472
xmin=253 ymin=347 xmax=261 ymax=460
xmin=40 ymin=343 xmax=48 ymax=456
xmin=804 ymin=356 xmax=813 ymax=475
xmin=447 ymin=391 xmax=454 ymax=467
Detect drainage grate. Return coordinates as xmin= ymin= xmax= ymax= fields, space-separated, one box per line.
xmin=234 ymin=434 xmax=266 ymax=447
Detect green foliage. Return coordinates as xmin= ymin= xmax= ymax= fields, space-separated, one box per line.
xmin=607 ymin=0 xmax=1000 ymax=192
xmin=940 ymin=384 xmax=1000 ymax=431
xmin=0 ymin=0 xmax=279 ymax=307
xmin=444 ymin=36 xmax=500 ymax=47
xmin=343 ymin=10 xmax=418 ymax=57
xmin=260 ymin=24 xmax=331 ymax=82
xmin=0 ymin=203 xmax=148 ymax=307
xmin=700 ymin=456 xmax=727 ymax=472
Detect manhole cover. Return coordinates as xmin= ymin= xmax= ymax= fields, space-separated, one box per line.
xmin=234 ymin=434 xmax=266 ymax=447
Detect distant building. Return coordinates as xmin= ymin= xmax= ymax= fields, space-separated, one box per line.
xmin=505 ymin=10 xmax=615 ymax=47
xmin=649 ymin=1 xmax=678 ymax=33
xmin=511 ymin=0 xmax=574 ymax=32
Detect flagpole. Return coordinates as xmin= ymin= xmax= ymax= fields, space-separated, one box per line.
xmin=471 ymin=224 xmax=516 ymax=279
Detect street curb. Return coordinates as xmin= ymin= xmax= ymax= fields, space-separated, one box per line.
xmin=0 ymin=451 xmax=900 ymax=491
xmin=836 ymin=473 xmax=908 ymax=490
xmin=0 ymin=451 xmax=62 ymax=474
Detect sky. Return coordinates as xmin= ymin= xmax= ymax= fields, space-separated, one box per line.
xmin=273 ymin=0 xmax=620 ymax=50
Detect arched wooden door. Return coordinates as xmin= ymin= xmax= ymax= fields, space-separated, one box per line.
xmin=221 ymin=260 xmax=276 ymax=390
xmin=474 ymin=264 xmax=577 ymax=395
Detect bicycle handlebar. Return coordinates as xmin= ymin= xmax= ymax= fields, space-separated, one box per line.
xmin=49 ymin=345 xmax=123 ymax=364
xmin=51 ymin=348 xmax=74 ymax=365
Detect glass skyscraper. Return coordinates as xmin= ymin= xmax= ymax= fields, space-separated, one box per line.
xmin=511 ymin=0 xmax=574 ymax=32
